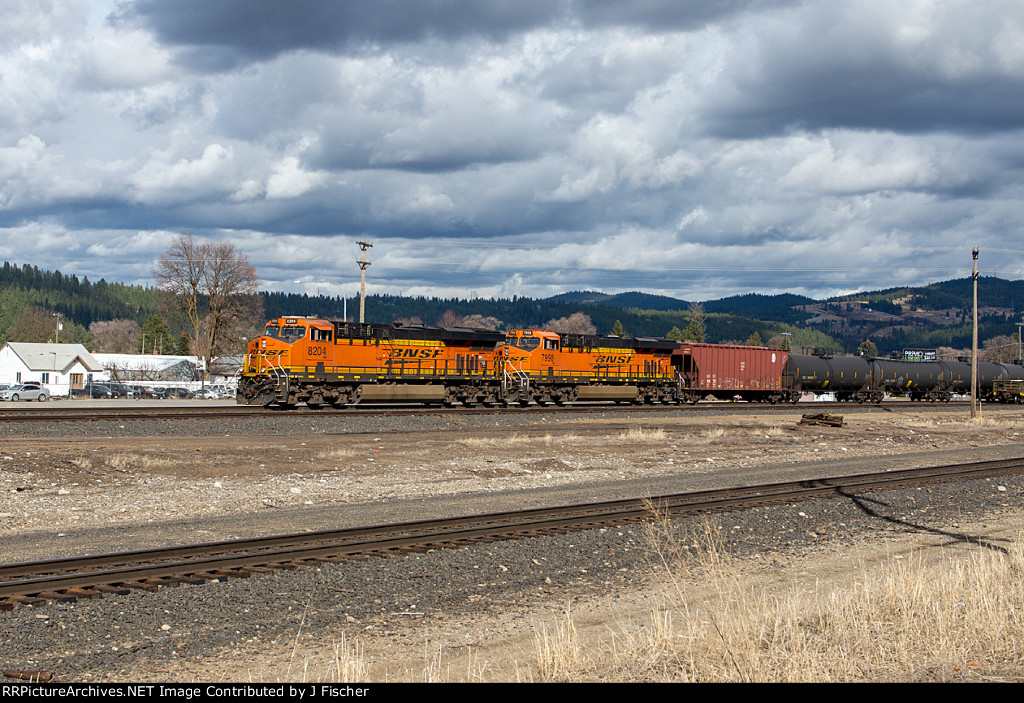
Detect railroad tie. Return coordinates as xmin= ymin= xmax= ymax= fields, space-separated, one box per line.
xmin=64 ymin=588 xmax=102 ymax=599
xmin=143 ymin=577 xmax=183 ymax=588
xmin=207 ymin=569 xmax=250 ymax=579
xmin=34 ymin=591 xmax=76 ymax=603
xmin=92 ymin=585 xmax=132 ymax=595
xmin=176 ymin=576 xmax=209 ymax=585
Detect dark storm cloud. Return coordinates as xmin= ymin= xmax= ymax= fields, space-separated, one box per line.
xmin=701 ymin=4 xmax=1024 ymax=139
xmin=706 ymin=63 xmax=1024 ymax=139
xmin=118 ymin=0 xmax=789 ymax=70
xmin=118 ymin=0 xmax=569 ymax=68
xmin=573 ymin=0 xmax=799 ymax=31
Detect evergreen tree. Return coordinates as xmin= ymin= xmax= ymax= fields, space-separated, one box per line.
xmin=666 ymin=326 xmax=684 ymax=342
xmin=612 ymin=320 xmax=625 ymax=337
xmin=175 ymin=332 xmax=191 ymax=356
xmin=138 ymin=314 xmax=173 ymax=354
xmin=858 ymin=339 xmax=878 ymax=357
xmin=746 ymin=331 xmax=763 ymax=346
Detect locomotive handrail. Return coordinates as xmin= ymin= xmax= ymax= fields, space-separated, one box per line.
xmin=502 ymin=358 xmax=530 ymax=399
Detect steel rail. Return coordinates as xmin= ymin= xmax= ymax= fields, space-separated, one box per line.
xmin=0 ymin=400 xmax=971 ymax=423
xmin=2 ymin=456 xmax=1022 ymax=607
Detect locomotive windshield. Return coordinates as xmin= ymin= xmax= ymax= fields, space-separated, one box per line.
xmin=266 ymin=325 xmax=307 ymax=342
xmin=505 ymin=335 xmax=540 ymax=350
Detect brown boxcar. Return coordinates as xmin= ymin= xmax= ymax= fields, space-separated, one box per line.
xmin=674 ymin=343 xmax=794 ymax=403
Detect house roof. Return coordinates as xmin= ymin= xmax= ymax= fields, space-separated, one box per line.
xmin=3 ymin=343 xmax=104 ymax=373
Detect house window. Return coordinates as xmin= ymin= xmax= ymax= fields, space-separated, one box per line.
xmin=41 ymin=373 xmax=50 ymax=384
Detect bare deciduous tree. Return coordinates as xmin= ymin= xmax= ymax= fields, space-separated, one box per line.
xmin=682 ymin=302 xmax=706 ymax=342
xmin=153 ymin=233 xmax=262 ymax=376
xmin=460 ymin=314 xmax=502 ymax=330
xmin=545 ymin=312 xmax=596 ymax=335
xmin=982 ymin=334 xmax=1021 ymax=363
xmin=437 ymin=310 xmax=464 ymax=327
xmin=89 ymin=319 xmax=141 ymax=353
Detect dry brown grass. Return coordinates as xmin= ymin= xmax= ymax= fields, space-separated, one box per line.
xmin=532 ymin=611 xmax=585 ymax=681
xmin=897 ymin=415 xmax=1024 ymax=430
xmin=619 ymin=427 xmax=667 ymax=441
xmin=608 ymin=520 xmax=1024 ymax=682
xmin=324 ymin=634 xmax=369 ymax=683
xmin=316 ymin=448 xmax=361 ymax=460
xmin=70 ymin=456 xmax=93 ymax=470
xmin=104 ymin=452 xmax=180 ymax=471
xmin=457 ymin=433 xmax=577 ymax=448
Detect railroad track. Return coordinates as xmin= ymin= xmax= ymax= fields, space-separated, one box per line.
xmin=0 ymin=399 xmax=970 ymax=423
xmin=2 ymin=455 xmax=1021 ymax=610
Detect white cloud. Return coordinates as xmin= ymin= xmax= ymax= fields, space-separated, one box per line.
xmin=78 ymin=26 xmax=173 ymax=89
xmin=129 ymin=143 xmax=235 ymax=203
xmin=265 ymin=156 xmax=329 ymax=199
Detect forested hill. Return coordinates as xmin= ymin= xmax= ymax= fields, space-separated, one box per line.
xmin=0 ymin=262 xmax=158 ymax=345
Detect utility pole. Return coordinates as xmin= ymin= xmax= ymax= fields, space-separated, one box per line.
xmin=356 ymin=240 xmax=373 ymax=324
xmin=971 ymin=248 xmax=979 ymax=420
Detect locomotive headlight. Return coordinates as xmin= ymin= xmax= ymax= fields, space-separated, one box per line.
xmin=262 ymin=339 xmax=266 ymax=348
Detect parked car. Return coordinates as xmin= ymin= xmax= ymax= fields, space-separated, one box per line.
xmin=72 ymin=384 xmax=113 ymax=399
xmin=138 ymin=386 xmax=167 ymax=399
xmin=107 ymin=383 xmax=136 ymax=398
xmin=163 ymin=387 xmax=191 ymax=398
xmin=1 ymin=383 xmax=51 ymax=402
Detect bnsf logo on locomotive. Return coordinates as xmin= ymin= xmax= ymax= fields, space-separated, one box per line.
xmin=594 ymin=354 xmax=633 ymax=364
xmin=392 ymin=348 xmax=445 ymax=360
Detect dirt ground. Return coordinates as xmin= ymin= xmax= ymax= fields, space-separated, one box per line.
xmin=2 ymin=404 xmax=1024 ymax=681
xmin=3 ymin=406 xmax=1022 ymax=541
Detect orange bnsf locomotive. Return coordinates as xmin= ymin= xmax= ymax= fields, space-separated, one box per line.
xmin=237 ymin=316 xmax=682 ymax=407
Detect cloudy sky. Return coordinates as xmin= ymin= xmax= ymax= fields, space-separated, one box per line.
xmin=2 ymin=0 xmax=1024 ymax=303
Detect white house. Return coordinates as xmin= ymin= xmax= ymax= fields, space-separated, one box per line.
xmin=0 ymin=343 xmax=104 ymax=397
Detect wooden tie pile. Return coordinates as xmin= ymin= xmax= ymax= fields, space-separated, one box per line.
xmin=799 ymin=413 xmax=845 ymax=427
